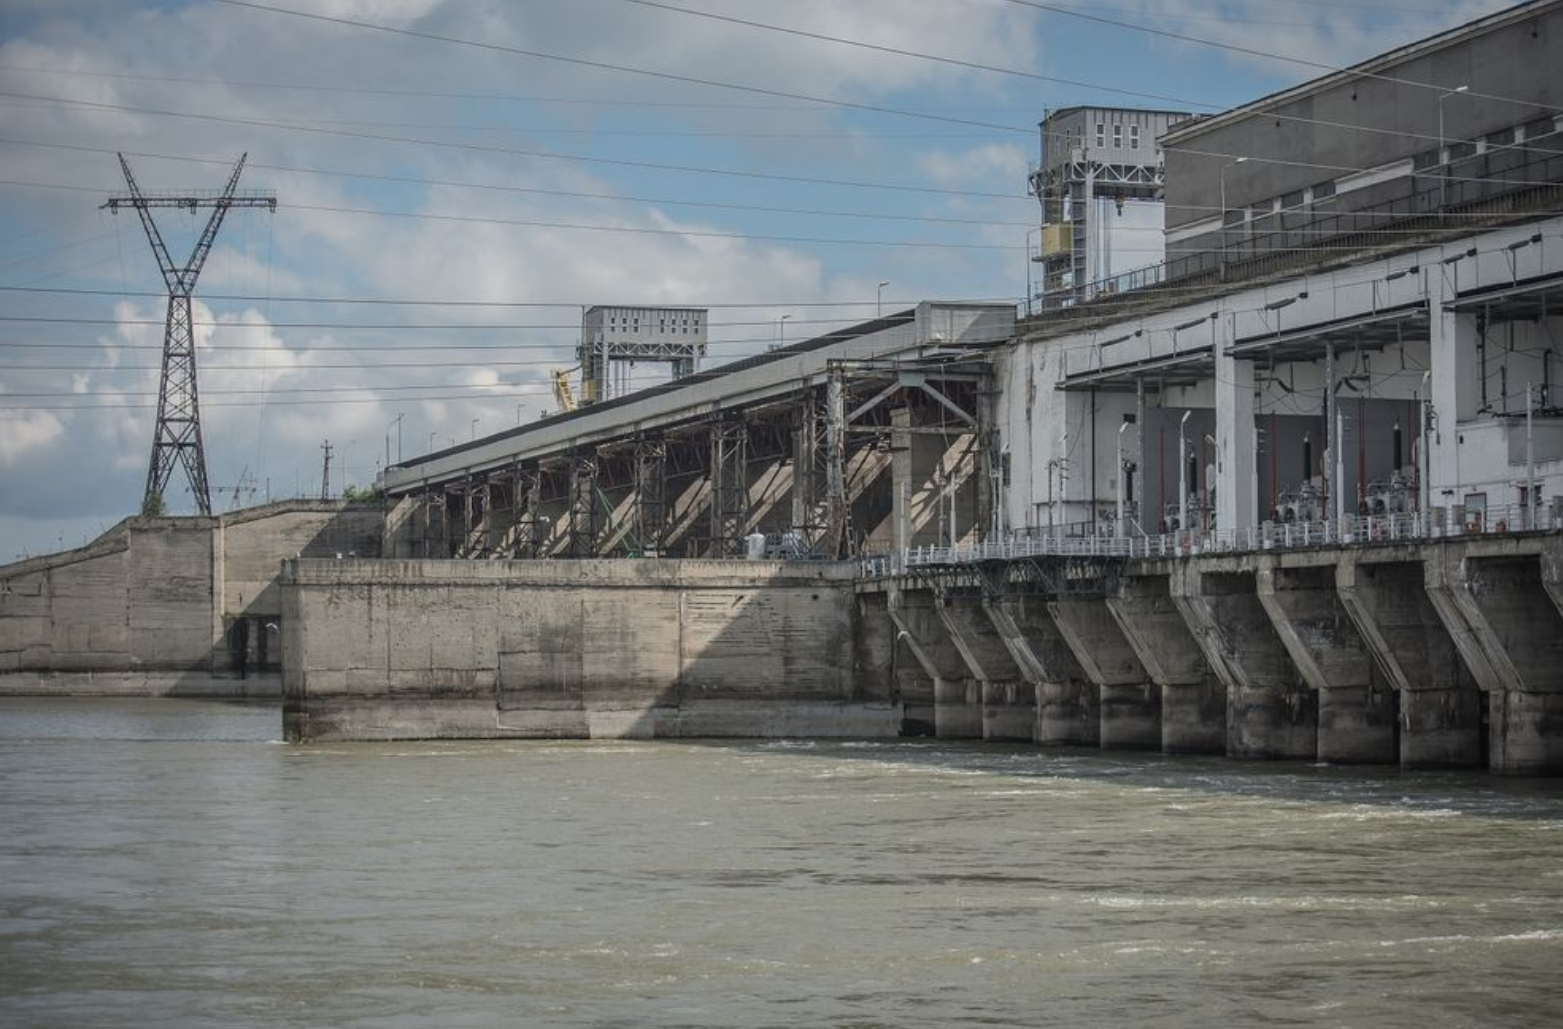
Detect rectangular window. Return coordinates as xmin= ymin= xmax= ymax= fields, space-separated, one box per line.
xmin=1112 ymin=124 xmax=1123 ymax=149
xmin=1129 ymin=125 xmax=1140 ymax=150
xmin=1523 ymin=116 xmax=1556 ymax=141
xmin=1095 ymin=122 xmax=1105 ymax=149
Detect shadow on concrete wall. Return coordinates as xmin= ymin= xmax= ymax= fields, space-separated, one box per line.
xmin=283 ymin=558 xmax=920 ymax=742
xmin=0 ymin=501 xmax=384 ymax=699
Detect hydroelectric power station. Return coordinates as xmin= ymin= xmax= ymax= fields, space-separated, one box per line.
xmin=5 ymin=2 xmax=1563 ymax=773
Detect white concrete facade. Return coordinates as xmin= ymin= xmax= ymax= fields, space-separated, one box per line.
xmin=1001 ymin=217 xmax=1563 ymax=537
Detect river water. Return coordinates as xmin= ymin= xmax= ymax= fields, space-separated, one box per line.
xmin=2 ymin=698 xmax=1561 ymax=1029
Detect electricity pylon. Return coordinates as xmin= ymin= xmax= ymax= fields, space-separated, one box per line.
xmin=104 ymin=153 xmax=276 ymax=516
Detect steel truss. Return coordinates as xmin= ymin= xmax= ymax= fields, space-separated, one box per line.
xmin=709 ymin=417 xmax=749 ymax=558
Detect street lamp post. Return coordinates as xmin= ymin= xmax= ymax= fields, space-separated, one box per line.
xmin=1437 ymin=85 xmax=1468 ymax=208
xmin=385 ymin=412 xmax=403 ymax=471
xmin=877 ymin=280 xmax=889 ymax=316
xmin=778 ymin=313 xmax=791 ymax=347
xmin=1116 ymin=420 xmax=1132 ymax=537
xmin=1218 ymin=156 xmax=1248 ymax=277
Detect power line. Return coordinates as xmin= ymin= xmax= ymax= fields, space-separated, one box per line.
xmin=610 ymin=0 xmax=1552 ymax=155
xmin=207 ymin=0 xmax=1033 ymax=135
xmin=0 ymin=283 xmax=1009 ymax=309
xmin=0 ymin=89 xmax=1030 ymax=201
xmin=607 ymin=0 xmax=1208 ymax=112
xmin=998 ymin=0 xmax=1551 ymax=112
xmin=0 ymin=141 xmax=1036 ymax=228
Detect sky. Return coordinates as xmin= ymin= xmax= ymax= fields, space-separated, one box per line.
xmin=0 ymin=0 xmax=1512 ymax=560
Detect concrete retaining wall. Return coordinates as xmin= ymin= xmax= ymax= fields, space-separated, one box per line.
xmin=281 ymin=558 xmax=897 ymax=741
xmin=0 ymin=502 xmax=384 ymax=697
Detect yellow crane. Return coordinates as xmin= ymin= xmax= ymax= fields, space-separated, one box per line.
xmin=552 ymin=367 xmax=578 ymax=413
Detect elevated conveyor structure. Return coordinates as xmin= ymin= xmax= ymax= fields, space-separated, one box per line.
xmin=381 ymin=303 xmax=1015 ymax=560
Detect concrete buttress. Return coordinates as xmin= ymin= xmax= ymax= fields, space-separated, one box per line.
xmin=886 ymin=586 xmax=981 ymax=738
xmin=1425 ymin=544 xmax=1563 ymax=774
xmin=1336 ymin=554 xmax=1483 ymax=769
xmin=984 ymin=594 xmax=1097 ymax=745
xmin=935 ymin=590 xmax=1031 ymax=741
xmin=1257 ymin=559 xmax=1397 ymax=764
xmin=1107 ymin=573 xmax=1226 ymax=754
xmin=1171 ymin=564 xmax=1317 ymax=760
xmin=1048 ymin=598 xmax=1160 ymax=750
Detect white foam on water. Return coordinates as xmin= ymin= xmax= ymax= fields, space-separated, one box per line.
xmin=1082 ymin=893 xmax=1443 ymax=912
xmin=1377 ymin=927 xmax=1563 ymax=947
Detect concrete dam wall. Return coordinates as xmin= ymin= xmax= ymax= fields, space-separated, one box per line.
xmin=0 ymin=502 xmax=384 ymax=697
xmin=279 ymin=534 xmax=1563 ymax=774
xmin=280 ymin=559 xmax=897 ymax=741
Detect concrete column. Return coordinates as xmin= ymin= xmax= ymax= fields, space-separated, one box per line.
xmin=936 ymin=591 xmax=1030 ymax=740
xmin=1171 ymin=563 xmax=1317 ymax=760
xmin=886 ymin=586 xmax=981 ymax=738
xmin=985 ymin=594 xmax=1097 ymax=746
xmin=1336 ymin=554 xmax=1482 ymax=768
xmin=1108 ymin=574 xmax=1226 ymax=754
xmin=1427 ymin=267 xmax=1469 ymax=501
xmin=891 ymin=407 xmax=912 ymax=552
xmin=1214 ymin=316 xmax=1257 ymax=532
xmin=1257 ymin=559 xmax=1396 ymax=764
xmin=1049 ymin=598 xmax=1159 ymax=749
xmin=1425 ymin=544 xmax=1563 ymax=773
xmin=857 ymin=591 xmax=934 ymax=735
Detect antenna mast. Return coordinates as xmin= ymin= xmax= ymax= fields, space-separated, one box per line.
xmin=104 ymin=153 xmax=276 ymax=516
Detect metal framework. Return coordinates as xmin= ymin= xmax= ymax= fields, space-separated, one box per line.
xmin=633 ymin=438 xmax=667 ymax=556
xmin=391 ymin=355 xmax=996 ymax=563
xmin=567 ymin=455 xmax=600 ymax=558
xmin=708 ymin=417 xmax=749 ymax=558
xmin=578 ymin=306 xmax=708 ymax=404
xmin=104 ymin=153 xmax=275 ymax=515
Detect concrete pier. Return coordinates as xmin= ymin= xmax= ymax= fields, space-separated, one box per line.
xmin=985 ymin=594 xmax=1098 ymax=746
xmin=935 ymin=591 xmax=1031 ymax=741
xmin=858 ymin=591 xmax=935 ymax=735
xmin=1108 ymin=574 xmax=1226 ymax=755
xmin=1336 ymin=554 xmax=1483 ymax=769
xmin=1049 ymin=598 xmax=1160 ymax=750
xmin=1426 ymin=543 xmax=1563 ymax=774
xmin=1172 ymin=565 xmax=1317 ymax=761
xmin=1258 ymin=559 xmax=1397 ymax=764
xmin=886 ymin=587 xmax=981 ymax=738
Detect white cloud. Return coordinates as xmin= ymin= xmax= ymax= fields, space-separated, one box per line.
xmin=0 ymin=407 xmax=65 ymax=466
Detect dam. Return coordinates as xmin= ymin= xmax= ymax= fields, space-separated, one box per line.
xmin=274 ymin=522 xmax=1563 ymax=774
xmin=5 ymin=2 xmax=1563 ymax=775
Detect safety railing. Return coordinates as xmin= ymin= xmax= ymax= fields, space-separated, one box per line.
xmin=860 ymin=503 xmax=1558 ymax=577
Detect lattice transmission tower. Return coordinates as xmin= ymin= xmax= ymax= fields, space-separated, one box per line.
xmin=104 ymin=153 xmax=276 ymax=516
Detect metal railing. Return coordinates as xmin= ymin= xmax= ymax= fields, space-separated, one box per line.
xmin=860 ymin=503 xmax=1558 ymax=577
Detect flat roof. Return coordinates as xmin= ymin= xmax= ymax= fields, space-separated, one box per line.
xmin=1162 ymin=0 xmax=1559 ymax=145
